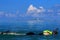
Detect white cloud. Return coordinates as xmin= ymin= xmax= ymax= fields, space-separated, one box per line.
xmin=27 ymin=4 xmax=45 ymax=14
xmin=27 ymin=4 xmax=37 ymax=14
xmin=5 ymin=13 xmax=17 ymax=17
xmin=55 ymin=4 xmax=60 ymax=7
xmin=27 ymin=4 xmax=37 ymax=11
xmin=26 ymin=4 xmax=45 ymax=17
xmin=0 ymin=11 xmax=4 ymax=15
xmin=0 ymin=11 xmax=4 ymax=17
xmin=27 ymin=18 xmax=44 ymax=25
xmin=19 ymin=14 xmax=26 ymax=17
xmin=5 ymin=13 xmax=9 ymax=17
xmin=58 ymin=13 xmax=60 ymax=15
xmin=47 ymin=9 xmax=54 ymax=12
xmin=39 ymin=6 xmax=45 ymax=12
xmin=57 ymin=10 xmax=60 ymax=12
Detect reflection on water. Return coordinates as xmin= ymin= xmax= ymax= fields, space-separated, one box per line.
xmin=0 ymin=35 xmax=60 ymax=40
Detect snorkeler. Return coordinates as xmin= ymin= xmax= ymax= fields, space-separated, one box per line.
xmin=53 ymin=28 xmax=58 ymax=35
xmin=0 ymin=30 xmax=10 ymax=35
xmin=26 ymin=32 xmax=35 ymax=35
xmin=39 ymin=28 xmax=58 ymax=36
xmin=43 ymin=30 xmax=52 ymax=36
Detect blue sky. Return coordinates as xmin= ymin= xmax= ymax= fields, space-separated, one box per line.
xmin=0 ymin=0 xmax=60 ymax=31
xmin=0 ymin=0 xmax=60 ymax=13
xmin=0 ymin=0 xmax=60 ymax=23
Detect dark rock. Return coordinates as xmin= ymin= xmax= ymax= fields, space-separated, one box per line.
xmin=53 ymin=28 xmax=58 ymax=35
xmin=53 ymin=31 xmax=58 ymax=35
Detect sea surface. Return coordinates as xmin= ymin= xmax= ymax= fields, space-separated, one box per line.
xmin=0 ymin=22 xmax=60 ymax=40
xmin=0 ymin=35 xmax=60 ymax=40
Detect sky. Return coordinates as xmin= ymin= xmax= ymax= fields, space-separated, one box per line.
xmin=0 ymin=0 xmax=60 ymax=31
xmin=0 ymin=0 xmax=60 ymax=23
xmin=0 ymin=0 xmax=60 ymax=13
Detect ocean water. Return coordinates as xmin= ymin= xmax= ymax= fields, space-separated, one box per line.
xmin=0 ymin=22 xmax=60 ymax=40
xmin=0 ymin=35 xmax=60 ymax=40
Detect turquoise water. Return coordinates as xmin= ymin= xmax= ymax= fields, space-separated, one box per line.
xmin=0 ymin=35 xmax=60 ymax=40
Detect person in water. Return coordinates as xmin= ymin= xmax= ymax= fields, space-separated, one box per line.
xmin=0 ymin=30 xmax=10 ymax=34
xmin=26 ymin=32 xmax=35 ymax=35
xmin=43 ymin=30 xmax=52 ymax=36
xmin=39 ymin=29 xmax=58 ymax=36
xmin=53 ymin=28 xmax=58 ymax=35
